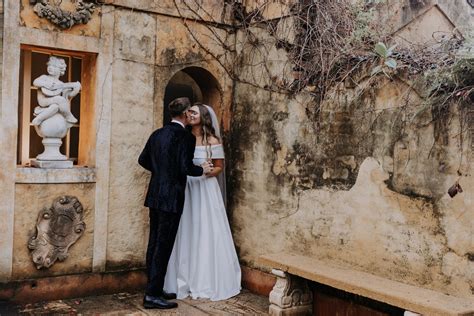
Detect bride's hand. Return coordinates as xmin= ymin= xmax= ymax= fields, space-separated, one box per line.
xmin=205 ymin=159 xmax=223 ymax=177
xmin=206 ymin=162 xmax=215 ymax=176
xmin=201 ymin=161 xmax=213 ymax=175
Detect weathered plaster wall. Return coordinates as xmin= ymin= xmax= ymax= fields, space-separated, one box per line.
xmin=231 ymin=86 xmax=473 ymax=298
xmin=0 ymin=0 xmax=3 ymax=109
xmin=393 ymin=5 xmax=456 ymax=47
xmin=105 ymin=8 xmax=156 ymax=270
xmin=105 ymin=0 xmax=233 ymax=24
xmin=105 ymin=4 xmax=234 ymax=269
xmin=1 ymin=0 xmax=233 ymax=280
xmin=229 ymin=11 xmax=473 ymax=298
xmin=0 ymin=0 xmax=22 ymax=281
xmin=377 ymin=0 xmax=473 ymax=36
xmin=437 ymin=0 xmax=474 ymax=30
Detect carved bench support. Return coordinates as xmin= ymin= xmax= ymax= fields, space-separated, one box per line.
xmin=269 ymin=269 xmax=312 ymax=316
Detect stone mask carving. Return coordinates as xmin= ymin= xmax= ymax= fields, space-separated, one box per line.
xmin=28 ymin=196 xmax=86 ymax=269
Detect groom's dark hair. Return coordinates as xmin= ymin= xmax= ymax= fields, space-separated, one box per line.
xmin=168 ymin=97 xmax=191 ymax=117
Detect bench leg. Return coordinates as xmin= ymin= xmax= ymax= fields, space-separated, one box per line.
xmin=269 ymin=269 xmax=312 ymax=316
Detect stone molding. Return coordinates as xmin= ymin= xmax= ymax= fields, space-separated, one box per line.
xmin=15 ymin=167 xmax=96 ymax=184
xmin=269 ymin=269 xmax=312 ymax=316
xmin=0 ymin=0 xmax=21 ymax=281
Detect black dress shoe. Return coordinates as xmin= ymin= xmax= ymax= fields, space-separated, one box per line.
xmin=143 ymin=295 xmax=178 ymax=309
xmin=161 ymin=290 xmax=177 ymax=300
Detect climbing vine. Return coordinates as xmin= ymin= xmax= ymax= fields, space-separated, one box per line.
xmin=173 ymin=0 xmax=472 ymax=103
xmin=170 ymin=0 xmax=472 ymax=193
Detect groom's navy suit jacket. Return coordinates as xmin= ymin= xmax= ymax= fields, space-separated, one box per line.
xmin=138 ymin=122 xmax=203 ymax=214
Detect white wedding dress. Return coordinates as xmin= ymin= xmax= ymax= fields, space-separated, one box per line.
xmin=164 ymin=144 xmax=241 ymax=301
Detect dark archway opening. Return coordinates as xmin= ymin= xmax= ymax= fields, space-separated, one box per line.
xmin=163 ymin=67 xmax=222 ymax=125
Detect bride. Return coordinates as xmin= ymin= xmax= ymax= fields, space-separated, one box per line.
xmin=164 ymin=103 xmax=241 ymax=301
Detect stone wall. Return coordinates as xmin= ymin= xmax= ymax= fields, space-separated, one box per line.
xmin=0 ymin=0 xmax=471 ymax=302
xmin=0 ymin=0 xmax=233 ymax=283
xmin=13 ymin=184 xmax=95 ymax=279
xmin=105 ymin=5 xmax=233 ymax=270
xmin=0 ymin=1 xmax=3 ymax=110
xmin=230 ymin=79 xmax=473 ymax=298
xmin=229 ymin=0 xmax=473 ymax=299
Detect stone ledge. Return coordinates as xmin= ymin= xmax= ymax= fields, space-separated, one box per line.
xmin=19 ymin=23 xmax=102 ymax=48
xmin=0 ymin=269 xmax=146 ymax=303
xmin=0 ymin=265 xmax=271 ymax=303
xmin=15 ymin=167 xmax=96 ymax=184
xmin=259 ymin=253 xmax=474 ymax=316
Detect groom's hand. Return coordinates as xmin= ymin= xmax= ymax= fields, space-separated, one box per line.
xmin=201 ymin=161 xmax=213 ymax=175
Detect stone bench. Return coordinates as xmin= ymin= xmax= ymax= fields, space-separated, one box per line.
xmin=258 ymin=253 xmax=474 ymax=316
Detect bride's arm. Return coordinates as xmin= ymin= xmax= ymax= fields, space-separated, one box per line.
xmin=206 ymin=158 xmax=223 ymax=177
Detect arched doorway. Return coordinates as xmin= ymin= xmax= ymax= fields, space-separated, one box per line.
xmin=163 ymin=67 xmax=223 ymax=125
xmin=163 ymin=67 xmax=227 ymax=205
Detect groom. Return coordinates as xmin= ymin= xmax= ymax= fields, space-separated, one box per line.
xmin=138 ymin=97 xmax=212 ymax=309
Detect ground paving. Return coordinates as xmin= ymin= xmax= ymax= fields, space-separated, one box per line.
xmin=0 ymin=290 xmax=269 ymax=315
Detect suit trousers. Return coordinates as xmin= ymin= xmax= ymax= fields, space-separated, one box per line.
xmin=145 ymin=208 xmax=181 ymax=296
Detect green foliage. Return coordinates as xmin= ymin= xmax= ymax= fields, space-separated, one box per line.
xmin=374 ymin=42 xmax=394 ymax=58
xmin=371 ymin=42 xmax=398 ymax=77
xmin=385 ymin=58 xmax=397 ymax=69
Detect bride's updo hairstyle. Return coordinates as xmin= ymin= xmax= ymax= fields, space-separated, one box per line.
xmin=194 ymin=103 xmax=219 ymax=158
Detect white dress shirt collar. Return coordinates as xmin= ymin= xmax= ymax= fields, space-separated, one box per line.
xmin=171 ymin=119 xmax=185 ymax=128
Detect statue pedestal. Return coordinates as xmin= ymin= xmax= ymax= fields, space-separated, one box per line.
xmin=31 ymin=137 xmax=73 ymax=169
xmin=31 ymin=160 xmax=73 ymax=169
xmin=32 ymin=126 xmax=74 ymax=169
xmin=37 ymin=137 xmax=67 ymax=161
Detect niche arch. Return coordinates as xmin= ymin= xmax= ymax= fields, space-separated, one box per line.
xmin=163 ymin=67 xmax=224 ymax=128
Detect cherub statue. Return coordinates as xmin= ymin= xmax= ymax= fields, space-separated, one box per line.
xmin=32 ymin=56 xmax=81 ymax=126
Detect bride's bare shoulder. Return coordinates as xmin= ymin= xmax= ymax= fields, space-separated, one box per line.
xmin=208 ymin=136 xmax=221 ymax=145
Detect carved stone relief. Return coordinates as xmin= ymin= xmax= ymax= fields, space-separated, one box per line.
xmin=28 ymin=196 xmax=86 ymax=269
xmin=29 ymin=0 xmax=103 ymax=29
